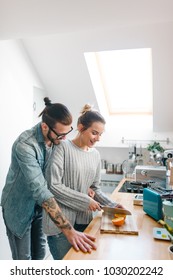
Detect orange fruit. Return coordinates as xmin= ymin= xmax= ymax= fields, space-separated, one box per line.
xmin=112 ymin=217 xmax=125 ymax=226
xmin=114 ymin=213 xmax=126 ymax=220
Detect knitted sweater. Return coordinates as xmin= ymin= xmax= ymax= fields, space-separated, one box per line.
xmin=43 ymin=139 xmax=117 ymax=235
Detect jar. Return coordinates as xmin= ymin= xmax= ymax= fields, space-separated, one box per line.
xmin=106 ymin=163 xmax=114 ymax=174
xmin=101 ymin=159 xmax=107 ymax=169
xmin=115 ymin=163 xmax=123 ymax=174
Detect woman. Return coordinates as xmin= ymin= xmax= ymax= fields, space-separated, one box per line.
xmin=44 ymin=104 xmax=124 ymax=259
xmin=1 ymin=98 xmax=96 ymax=260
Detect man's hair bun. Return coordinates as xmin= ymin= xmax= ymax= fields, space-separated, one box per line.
xmin=44 ymin=97 xmax=52 ymax=106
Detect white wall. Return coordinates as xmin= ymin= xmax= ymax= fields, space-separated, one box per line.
xmin=1 ymin=19 xmax=173 ymax=258
xmin=23 ymin=21 xmax=173 ymax=148
xmin=0 ymin=39 xmax=45 ymax=260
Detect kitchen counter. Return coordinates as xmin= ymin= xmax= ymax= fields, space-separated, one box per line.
xmin=63 ymin=178 xmax=170 ymax=260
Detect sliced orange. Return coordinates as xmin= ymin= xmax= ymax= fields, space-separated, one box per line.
xmin=114 ymin=213 xmax=126 ymax=220
xmin=112 ymin=217 xmax=125 ymax=226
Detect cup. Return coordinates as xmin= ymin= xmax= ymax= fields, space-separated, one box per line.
xmin=106 ymin=163 xmax=114 ymax=174
xmin=163 ymin=200 xmax=173 ymax=228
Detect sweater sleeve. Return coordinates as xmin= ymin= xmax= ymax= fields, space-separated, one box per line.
xmin=90 ymin=160 xmax=118 ymax=207
xmin=45 ymin=144 xmax=91 ymax=211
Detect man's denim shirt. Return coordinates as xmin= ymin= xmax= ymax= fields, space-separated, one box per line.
xmin=1 ymin=123 xmax=53 ymax=238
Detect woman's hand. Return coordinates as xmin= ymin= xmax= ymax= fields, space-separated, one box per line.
xmin=115 ymin=203 xmax=125 ymax=209
xmin=88 ymin=187 xmax=95 ymax=198
xmin=88 ymin=198 xmax=101 ymax=211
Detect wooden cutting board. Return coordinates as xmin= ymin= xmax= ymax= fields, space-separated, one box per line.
xmin=100 ymin=212 xmax=138 ymax=235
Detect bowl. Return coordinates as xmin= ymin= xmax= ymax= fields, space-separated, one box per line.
xmin=168 ymin=244 xmax=173 ymax=260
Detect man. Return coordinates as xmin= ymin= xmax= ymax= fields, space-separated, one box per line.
xmin=1 ymin=97 xmax=97 ymax=260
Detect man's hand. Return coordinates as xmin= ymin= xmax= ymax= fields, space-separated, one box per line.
xmin=62 ymin=227 xmax=97 ymax=253
xmin=42 ymin=197 xmax=97 ymax=253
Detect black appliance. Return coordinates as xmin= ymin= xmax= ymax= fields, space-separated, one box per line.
xmin=118 ymin=180 xmax=155 ymax=193
xmin=118 ymin=180 xmax=172 ymax=194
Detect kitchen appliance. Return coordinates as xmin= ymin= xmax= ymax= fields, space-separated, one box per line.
xmin=122 ymin=158 xmax=137 ymax=178
xmin=164 ymin=150 xmax=173 ymax=159
xmin=143 ymin=188 xmax=163 ymax=221
xmin=118 ymin=180 xmax=153 ymax=193
xmin=163 ymin=150 xmax=173 ymax=167
xmin=163 ymin=200 xmax=173 ymax=228
xmin=143 ymin=187 xmax=173 ymax=221
xmin=135 ymin=165 xmax=166 ymax=188
xmin=153 ymin=227 xmax=172 ymax=241
xmin=133 ymin=194 xmax=143 ymax=205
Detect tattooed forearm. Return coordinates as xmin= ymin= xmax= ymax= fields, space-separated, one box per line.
xmin=43 ymin=197 xmax=57 ymax=210
xmin=42 ymin=197 xmax=72 ymax=230
xmin=49 ymin=213 xmax=72 ymax=229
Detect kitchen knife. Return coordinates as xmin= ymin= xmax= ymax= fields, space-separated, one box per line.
xmin=101 ymin=206 xmax=132 ymax=215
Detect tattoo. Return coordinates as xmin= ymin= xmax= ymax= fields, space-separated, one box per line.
xmin=43 ymin=198 xmax=56 ymax=210
xmin=42 ymin=197 xmax=72 ymax=230
xmin=49 ymin=213 xmax=72 ymax=229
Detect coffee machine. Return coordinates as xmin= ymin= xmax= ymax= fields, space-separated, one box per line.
xmin=163 ymin=150 xmax=173 ymax=167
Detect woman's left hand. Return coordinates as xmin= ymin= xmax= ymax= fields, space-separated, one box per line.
xmin=115 ymin=203 xmax=125 ymax=209
xmin=88 ymin=187 xmax=95 ymax=198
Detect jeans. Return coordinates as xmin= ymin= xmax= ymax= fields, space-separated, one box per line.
xmin=4 ymin=205 xmax=46 ymax=260
xmin=47 ymin=223 xmax=88 ymax=260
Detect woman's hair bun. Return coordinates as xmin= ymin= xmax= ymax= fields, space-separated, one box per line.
xmin=80 ymin=104 xmax=93 ymax=115
xmin=44 ymin=97 xmax=52 ymax=106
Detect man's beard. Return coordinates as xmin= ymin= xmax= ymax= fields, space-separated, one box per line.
xmin=47 ymin=129 xmax=56 ymax=144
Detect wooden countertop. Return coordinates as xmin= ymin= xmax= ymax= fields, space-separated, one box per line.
xmin=63 ymin=178 xmax=170 ymax=260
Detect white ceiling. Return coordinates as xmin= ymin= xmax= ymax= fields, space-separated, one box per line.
xmin=1 ymin=0 xmax=173 ymax=39
xmin=1 ymin=0 xmax=173 ymax=109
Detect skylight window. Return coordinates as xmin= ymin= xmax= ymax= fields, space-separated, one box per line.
xmin=84 ymin=48 xmax=153 ymax=116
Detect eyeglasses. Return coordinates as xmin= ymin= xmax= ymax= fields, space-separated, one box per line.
xmin=47 ymin=125 xmax=73 ymax=140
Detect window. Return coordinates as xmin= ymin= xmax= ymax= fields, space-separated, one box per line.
xmin=84 ymin=48 xmax=153 ymax=116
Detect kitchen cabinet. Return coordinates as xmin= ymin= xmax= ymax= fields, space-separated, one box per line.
xmin=63 ymin=178 xmax=170 ymax=260
xmin=100 ymin=173 xmax=123 ymax=195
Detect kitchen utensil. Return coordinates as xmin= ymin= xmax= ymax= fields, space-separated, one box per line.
xmin=122 ymin=159 xmax=136 ymax=179
xmin=101 ymin=206 xmax=131 ymax=215
xmin=100 ymin=212 xmax=138 ymax=235
xmin=115 ymin=163 xmax=123 ymax=174
xmin=106 ymin=163 xmax=114 ymax=174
